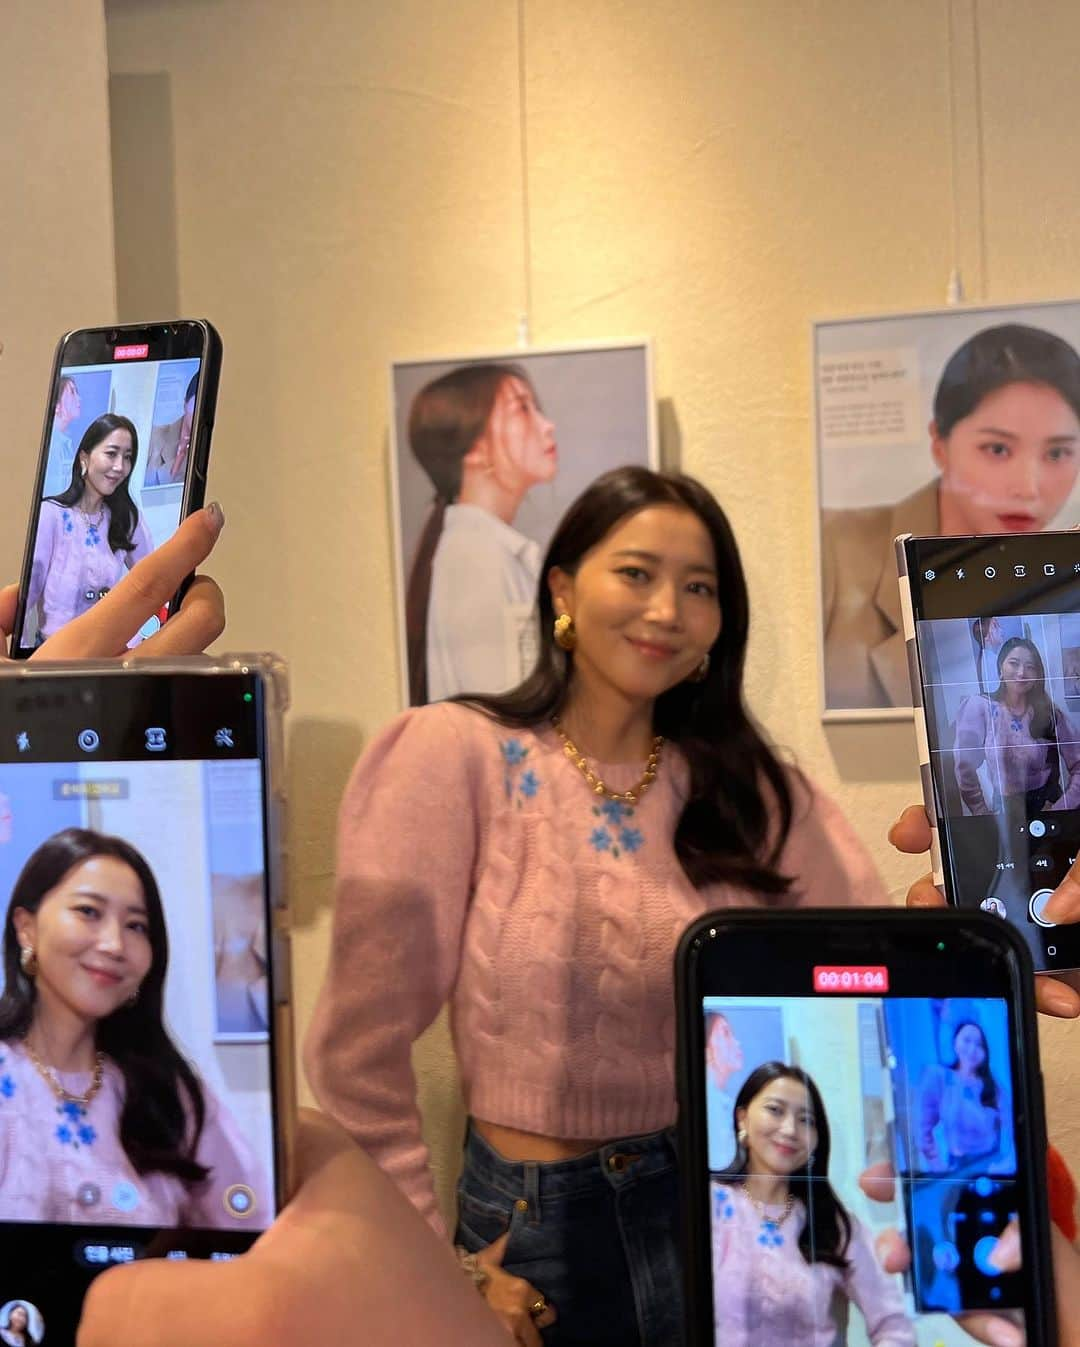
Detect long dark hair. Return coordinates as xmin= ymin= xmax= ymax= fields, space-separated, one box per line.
xmin=460 ymin=466 xmax=796 ymax=894
xmin=48 ymin=414 xmax=142 ymax=554
xmin=951 ymin=1020 xmax=999 ymax=1111
xmin=934 ymin=323 xmax=1080 ymax=435
xmin=0 ymin=829 xmax=209 ymax=1183
xmin=2 ymin=1301 xmax=38 ymax=1346
xmin=725 ymin=1062 xmax=851 ymax=1268
xmin=991 ymin=636 xmax=1055 ymax=740
xmin=404 ymin=362 xmax=531 ymax=706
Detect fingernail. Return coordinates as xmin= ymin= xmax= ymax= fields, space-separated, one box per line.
xmin=984 ymin=1320 xmax=1023 ymax=1347
xmin=1042 ymin=894 xmax=1076 ymax=924
xmin=205 ymin=501 xmax=225 ymax=533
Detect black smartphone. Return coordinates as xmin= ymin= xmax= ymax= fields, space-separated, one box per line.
xmin=899 ymin=529 xmax=1080 ymax=973
xmin=676 ymin=908 xmax=1054 ymax=1346
xmin=0 ymin=656 xmax=293 ymax=1345
xmin=11 ymin=321 xmax=223 ymax=656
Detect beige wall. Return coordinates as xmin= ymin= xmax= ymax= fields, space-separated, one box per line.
xmin=102 ymin=0 xmax=1080 ymax=1209
xmin=0 ymin=2 xmax=117 ymax=581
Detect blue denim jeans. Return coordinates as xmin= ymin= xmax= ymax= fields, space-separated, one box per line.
xmin=455 ymin=1124 xmax=685 ymax=1347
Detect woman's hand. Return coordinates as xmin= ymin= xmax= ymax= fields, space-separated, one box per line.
xmin=889 ymin=804 xmax=1080 ymax=1018
xmin=0 ymin=505 xmax=225 ymax=660
xmin=78 ymin=1111 xmax=512 ymax=1347
xmin=475 ymin=1230 xmax=557 ymax=1346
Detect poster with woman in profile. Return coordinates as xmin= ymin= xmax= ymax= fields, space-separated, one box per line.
xmin=815 ymin=300 xmax=1080 ymax=717
xmin=391 ymin=342 xmax=657 ymax=707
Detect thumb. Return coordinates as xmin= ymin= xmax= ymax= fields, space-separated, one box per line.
xmin=476 ymin=1229 xmax=510 ymax=1268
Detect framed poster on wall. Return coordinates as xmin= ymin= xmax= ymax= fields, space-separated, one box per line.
xmin=390 ymin=340 xmax=657 ymax=707
xmin=815 ymin=299 xmax=1080 ymax=719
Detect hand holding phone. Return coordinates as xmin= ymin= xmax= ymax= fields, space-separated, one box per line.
xmin=13 ymin=322 xmax=223 ymax=656
xmin=898 ymin=530 xmax=1080 ymax=977
xmin=0 ymin=506 xmax=225 ymax=662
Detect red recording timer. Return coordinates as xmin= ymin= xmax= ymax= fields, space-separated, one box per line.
xmin=812 ymin=965 xmax=889 ymax=993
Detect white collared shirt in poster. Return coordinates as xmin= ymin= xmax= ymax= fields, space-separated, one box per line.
xmin=426 ymin=503 xmax=541 ymax=701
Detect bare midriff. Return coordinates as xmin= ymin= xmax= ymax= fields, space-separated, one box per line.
xmin=473 ymin=1117 xmax=605 ymax=1163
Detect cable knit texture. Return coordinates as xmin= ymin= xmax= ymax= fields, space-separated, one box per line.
xmin=304 ymin=702 xmax=888 ymax=1233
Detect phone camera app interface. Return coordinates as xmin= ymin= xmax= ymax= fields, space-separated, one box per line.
xmin=703 ymin=990 xmax=1023 ymax=1344
xmin=911 ymin=535 xmax=1080 ymax=971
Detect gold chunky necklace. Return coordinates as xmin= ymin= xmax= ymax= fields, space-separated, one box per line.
xmin=744 ymin=1188 xmax=796 ymax=1227
xmin=24 ymin=1039 xmax=106 ymax=1108
xmin=553 ymin=719 xmax=663 ymax=805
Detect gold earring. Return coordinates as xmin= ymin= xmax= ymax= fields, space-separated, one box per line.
xmin=19 ymin=944 xmax=37 ymax=977
xmin=553 ymin=614 xmax=577 ymax=651
xmin=688 ymin=653 xmax=710 ymax=683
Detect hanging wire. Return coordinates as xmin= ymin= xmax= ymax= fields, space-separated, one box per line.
xmin=945 ymin=0 xmax=964 ymax=304
xmin=969 ymin=0 xmax=988 ymax=298
xmin=516 ymin=0 xmax=533 ymax=347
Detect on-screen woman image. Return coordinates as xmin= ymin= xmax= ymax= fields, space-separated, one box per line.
xmin=0 ymin=1301 xmax=42 ymax=1347
xmin=25 ymin=415 xmax=155 ymax=644
xmin=954 ymin=635 xmax=1080 ymax=815
xmin=0 ymin=828 xmax=264 ymax=1228
xmin=709 ymin=1062 xmax=914 ymax=1346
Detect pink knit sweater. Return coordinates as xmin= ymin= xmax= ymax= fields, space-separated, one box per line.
xmin=303 ymin=703 xmax=888 ymax=1233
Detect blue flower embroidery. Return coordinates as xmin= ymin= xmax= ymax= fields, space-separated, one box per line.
xmin=54 ymin=1100 xmax=96 ymax=1149
xmin=62 ymin=510 xmax=74 ymax=535
xmin=500 ymin=739 xmax=540 ymax=807
xmin=600 ymin=799 xmax=631 ymax=825
xmin=0 ymin=1075 xmax=14 ymax=1100
xmin=757 ymin=1219 xmax=784 ymax=1249
xmin=619 ymin=827 xmax=644 ymax=854
xmin=501 ymin=739 xmax=527 ymax=767
xmin=86 ymin=525 xmax=101 ymax=548
xmin=713 ymin=1186 xmax=735 ymax=1221
xmin=588 ymin=803 xmax=645 ymax=860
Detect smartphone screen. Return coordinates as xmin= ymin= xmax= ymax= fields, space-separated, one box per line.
xmin=679 ymin=911 xmax=1053 ymax=1346
xmin=14 ymin=323 xmax=221 ymax=656
xmin=904 ymin=531 xmax=1080 ymax=972
xmin=0 ymin=667 xmax=285 ymax=1343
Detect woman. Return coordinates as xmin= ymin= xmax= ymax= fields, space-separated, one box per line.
xmin=822 ymin=323 xmax=1080 ymax=708
xmin=918 ymin=1021 xmax=1011 ymax=1172
xmin=145 ymin=373 xmax=198 ymax=487
xmin=710 ymin=1063 xmax=914 ymax=1346
xmin=954 ymin=636 xmax=1080 ymax=814
xmin=306 ymin=466 xmax=889 ymax=1347
xmin=26 ymin=413 xmax=155 ymax=643
xmin=0 ymin=828 xmax=264 ymax=1229
xmin=405 ymin=362 xmax=557 ymax=704
xmin=0 ymin=1303 xmax=39 ymax=1347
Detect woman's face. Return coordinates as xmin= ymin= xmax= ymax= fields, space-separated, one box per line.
xmin=932 ymin=381 xmax=1080 ymax=533
xmin=999 ymin=644 xmax=1041 ymax=695
xmin=954 ymin=1024 xmax=987 ymax=1072
xmin=706 ymin=1014 xmax=743 ymax=1085
xmin=79 ymin=428 xmax=134 ymax=499
xmin=549 ymin=505 xmax=722 ymax=707
xmin=737 ymin=1076 xmax=818 ymax=1178
xmin=13 ymin=856 xmax=153 ymax=1026
xmin=480 ymin=376 xmax=557 ymax=491
xmin=8 ymin=1306 xmax=27 ymax=1332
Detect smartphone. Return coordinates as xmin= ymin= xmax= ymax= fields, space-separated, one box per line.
xmin=898 ymin=529 xmax=1080 ymax=973
xmin=676 ymin=908 xmax=1054 ymax=1346
xmin=0 ymin=655 xmax=292 ymax=1344
xmin=12 ymin=321 xmax=223 ymax=656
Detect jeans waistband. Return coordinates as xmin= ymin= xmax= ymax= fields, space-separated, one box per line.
xmin=461 ymin=1123 xmax=678 ymax=1204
